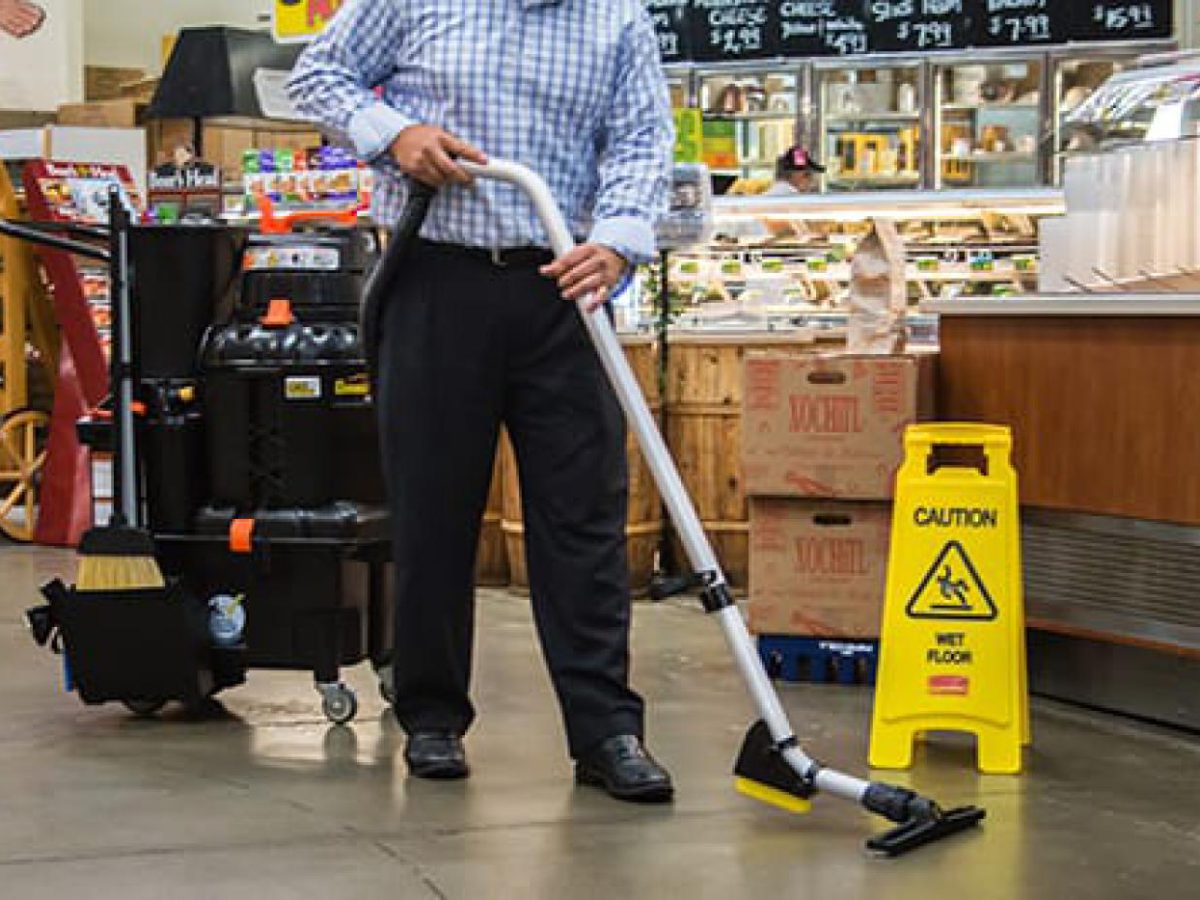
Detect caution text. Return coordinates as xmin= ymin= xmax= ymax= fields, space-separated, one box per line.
xmin=913 ymin=507 xmax=998 ymax=529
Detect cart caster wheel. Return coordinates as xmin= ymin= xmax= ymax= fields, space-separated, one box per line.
xmin=375 ymin=663 xmax=396 ymax=706
xmin=319 ymin=684 xmax=358 ymax=725
xmin=123 ymin=699 xmax=167 ymax=717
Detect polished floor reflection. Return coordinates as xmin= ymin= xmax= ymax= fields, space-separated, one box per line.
xmin=1 ymin=545 xmax=1197 ymax=898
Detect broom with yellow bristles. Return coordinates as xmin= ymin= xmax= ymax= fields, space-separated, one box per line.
xmin=76 ymin=188 xmax=165 ymax=593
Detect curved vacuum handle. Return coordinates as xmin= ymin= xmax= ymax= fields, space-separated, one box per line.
xmin=458 ymin=159 xmax=578 ymax=258
xmin=361 ymin=179 xmax=437 ymax=379
xmin=460 ymin=157 xmax=725 ymax=580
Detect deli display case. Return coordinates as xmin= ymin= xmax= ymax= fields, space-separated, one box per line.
xmin=816 ymin=59 xmax=924 ymax=192
xmin=640 ymin=188 xmax=1065 ymax=331
xmin=696 ymin=66 xmax=799 ymax=183
xmin=934 ymin=57 xmax=1043 ymax=189
xmin=679 ymin=43 xmax=1171 ymax=196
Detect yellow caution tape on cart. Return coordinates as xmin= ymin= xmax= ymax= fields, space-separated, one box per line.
xmin=869 ymin=424 xmax=1030 ymax=775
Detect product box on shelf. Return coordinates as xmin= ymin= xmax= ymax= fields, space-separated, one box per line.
xmin=748 ymin=498 xmax=891 ymax=639
xmin=742 ymin=351 xmax=936 ymax=500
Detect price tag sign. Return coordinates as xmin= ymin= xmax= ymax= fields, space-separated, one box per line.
xmin=1069 ymin=1 xmax=1172 ymax=41
xmin=273 ymin=0 xmax=347 ymax=43
xmin=972 ymin=0 xmax=1066 ymax=47
xmin=868 ymin=0 xmax=973 ymax=53
xmin=779 ymin=1 xmax=871 ymax=57
xmin=646 ymin=0 xmax=692 ymax=64
xmin=688 ymin=0 xmax=779 ymax=63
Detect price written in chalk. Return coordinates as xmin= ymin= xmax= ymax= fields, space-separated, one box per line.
xmin=1071 ymin=0 xmax=1171 ymax=40
xmin=869 ymin=0 xmax=969 ymax=53
xmin=645 ymin=0 xmax=690 ymax=62
xmin=897 ymin=19 xmax=954 ymax=49
xmin=1094 ymin=3 xmax=1155 ymax=31
xmin=689 ymin=0 xmax=778 ymax=61
xmin=973 ymin=0 xmax=1063 ymax=46
xmin=711 ymin=25 xmax=764 ymax=54
xmin=777 ymin=1 xmax=869 ymax=57
xmin=989 ymin=13 xmax=1052 ymax=42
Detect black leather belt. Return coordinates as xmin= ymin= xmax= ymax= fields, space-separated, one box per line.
xmin=417 ymin=238 xmax=556 ymax=268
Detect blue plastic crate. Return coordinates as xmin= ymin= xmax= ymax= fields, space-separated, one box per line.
xmin=758 ymin=635 xmax=880 ymax=686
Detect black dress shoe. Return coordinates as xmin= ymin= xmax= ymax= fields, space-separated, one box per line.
xmin=405 ymin=730 xmax=469 ymax=780
xmin=575 ymin=735 xmax=674 ymax=803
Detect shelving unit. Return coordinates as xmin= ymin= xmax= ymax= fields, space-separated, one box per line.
xmin=0 ymin=163 xmax=56 ymax=542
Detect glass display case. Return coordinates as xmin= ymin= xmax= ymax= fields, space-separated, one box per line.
xmin=642 ymin=188 xmax=1065 ymax=333
xmin=682 ymin=43 xmax=1169 ymax=196
xmin=697 ymin=68 xmax=799 ymax=186
xmin=816 ymin=62 xmax=923 ymax=192
xmin=664 ymin=68 xmax=693 ymax=110
xmin=1050 ymin=52 xmax=1138 ymax=183
xmin=1059 ymin=58 xmax=1200 ymax=158
xmin=935 ymin=58 xmax=1043 ymax=189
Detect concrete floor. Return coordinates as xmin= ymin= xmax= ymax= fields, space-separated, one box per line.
xmin=1 ymin=545 xmax=1198 ymax=899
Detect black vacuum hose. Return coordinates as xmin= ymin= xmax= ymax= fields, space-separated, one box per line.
xmin=361 ymin=180 xmax=437 ymax=381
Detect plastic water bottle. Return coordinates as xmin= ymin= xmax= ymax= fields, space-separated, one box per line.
xmin=208 ymin=594 xmax=246 ymax=647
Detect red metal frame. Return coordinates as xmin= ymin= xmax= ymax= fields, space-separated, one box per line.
xmin=22 ymin=161 xmax=141 ymax=546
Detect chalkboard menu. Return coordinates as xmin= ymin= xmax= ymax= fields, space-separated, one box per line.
xmin=969 ymin=1 xmax=1066 ymax=48
xmin=646 ymin=0 xmax=692 ymax=64
xmin=868 ymin=1 xmax=975 ymax=53
xmin=688 ymin=0 xmax=779 ymax=62
xmin=778 ymin=1 xmax=870 ymax=57
xmin=645 ymin=1 xmax=1175 ymax=64
xmin=1070 ymin=1 xmax=1173 ymax=42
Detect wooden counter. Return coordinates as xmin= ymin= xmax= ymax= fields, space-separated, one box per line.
xmin=930 ymin=295 xmax=1200 ymax=526
xmin=928 ymin=294 xmax=1200 ymax=729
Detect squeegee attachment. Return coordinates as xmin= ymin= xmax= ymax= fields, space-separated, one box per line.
xmin=862 ymin=784 xmax=987 ymax=857
xmin=733 ymin=721 xmax=816 ymax=815
xmin=381 ymin=158 xmax=986 ymax=857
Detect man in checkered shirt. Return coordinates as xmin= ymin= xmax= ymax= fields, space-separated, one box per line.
xmin=289 ymin=0 xmax=675 ymax=802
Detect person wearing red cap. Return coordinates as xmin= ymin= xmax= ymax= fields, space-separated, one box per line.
xmin=766 ymin=144 xmax=826 ymax=195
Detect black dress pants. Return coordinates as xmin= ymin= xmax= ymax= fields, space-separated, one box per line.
xmin=377 ymin=241 xmax=644 ymax=758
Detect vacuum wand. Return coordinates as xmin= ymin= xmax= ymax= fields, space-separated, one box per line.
xmin=382 ymin=159 xmax=985 ymax=856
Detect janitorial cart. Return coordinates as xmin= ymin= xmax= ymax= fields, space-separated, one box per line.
xmin=14 ymin=178 xmax=395 ymax=724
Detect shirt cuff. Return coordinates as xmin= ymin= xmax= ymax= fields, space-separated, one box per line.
xmin=589 ymin=215 xmax=657 ymax=267
xmin=348 ymin=101 xmax=416 ymax=162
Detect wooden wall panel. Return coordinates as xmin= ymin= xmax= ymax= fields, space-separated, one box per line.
xmin=938 ymin=316 xmax=1200 ymax=525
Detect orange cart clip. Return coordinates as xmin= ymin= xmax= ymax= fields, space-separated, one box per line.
xmin=229 ymin=518 xmax=255 ymax=555
xmin=262 ymin=298 xmax=295 ymax=328
xmin=256 ymin=191 xmax=363 ymax=235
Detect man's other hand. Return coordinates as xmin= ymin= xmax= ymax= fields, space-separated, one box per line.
xmin=541 ymin=244 xmax=629 ymax=312
xmin=390 ymin=126 xmax=487 ymax=188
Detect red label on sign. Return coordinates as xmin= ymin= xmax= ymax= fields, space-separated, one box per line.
xmin=928 ymin=675 xmax=970 ymax=696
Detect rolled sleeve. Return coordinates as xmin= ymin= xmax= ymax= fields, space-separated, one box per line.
xmin=349 ymin=101 xmax=416 ymax=162
xmin=286 ymin=0 xmax=407 ymax=160
xmin=589 ymin=215 xmax=657 ymax=266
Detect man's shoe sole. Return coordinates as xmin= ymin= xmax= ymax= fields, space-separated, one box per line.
xmin=575 ymin=766 xmax=675 ymax=803
xmin=407 ymin=760 xmax=469 ymax=780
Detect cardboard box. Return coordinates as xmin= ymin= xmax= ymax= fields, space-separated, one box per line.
xmin=57 ymin=100 xmax=144 ymax=128
xmin=749 ymin=498 xmax=891 ymax=638
xmin=200 ymin=124 xmax=322 ymax=176
xmin=742 ymin=352 xmax=936 ymax=500
xmin=85 ymin=66 xmax=147 ymax=102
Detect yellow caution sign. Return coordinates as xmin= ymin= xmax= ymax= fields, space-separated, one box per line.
xmin=869 ymin=424 xmax=1029 ymax=775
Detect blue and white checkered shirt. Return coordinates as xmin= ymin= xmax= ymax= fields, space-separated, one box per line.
xmin=287 ymin=0 xmax=674 ymax=264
